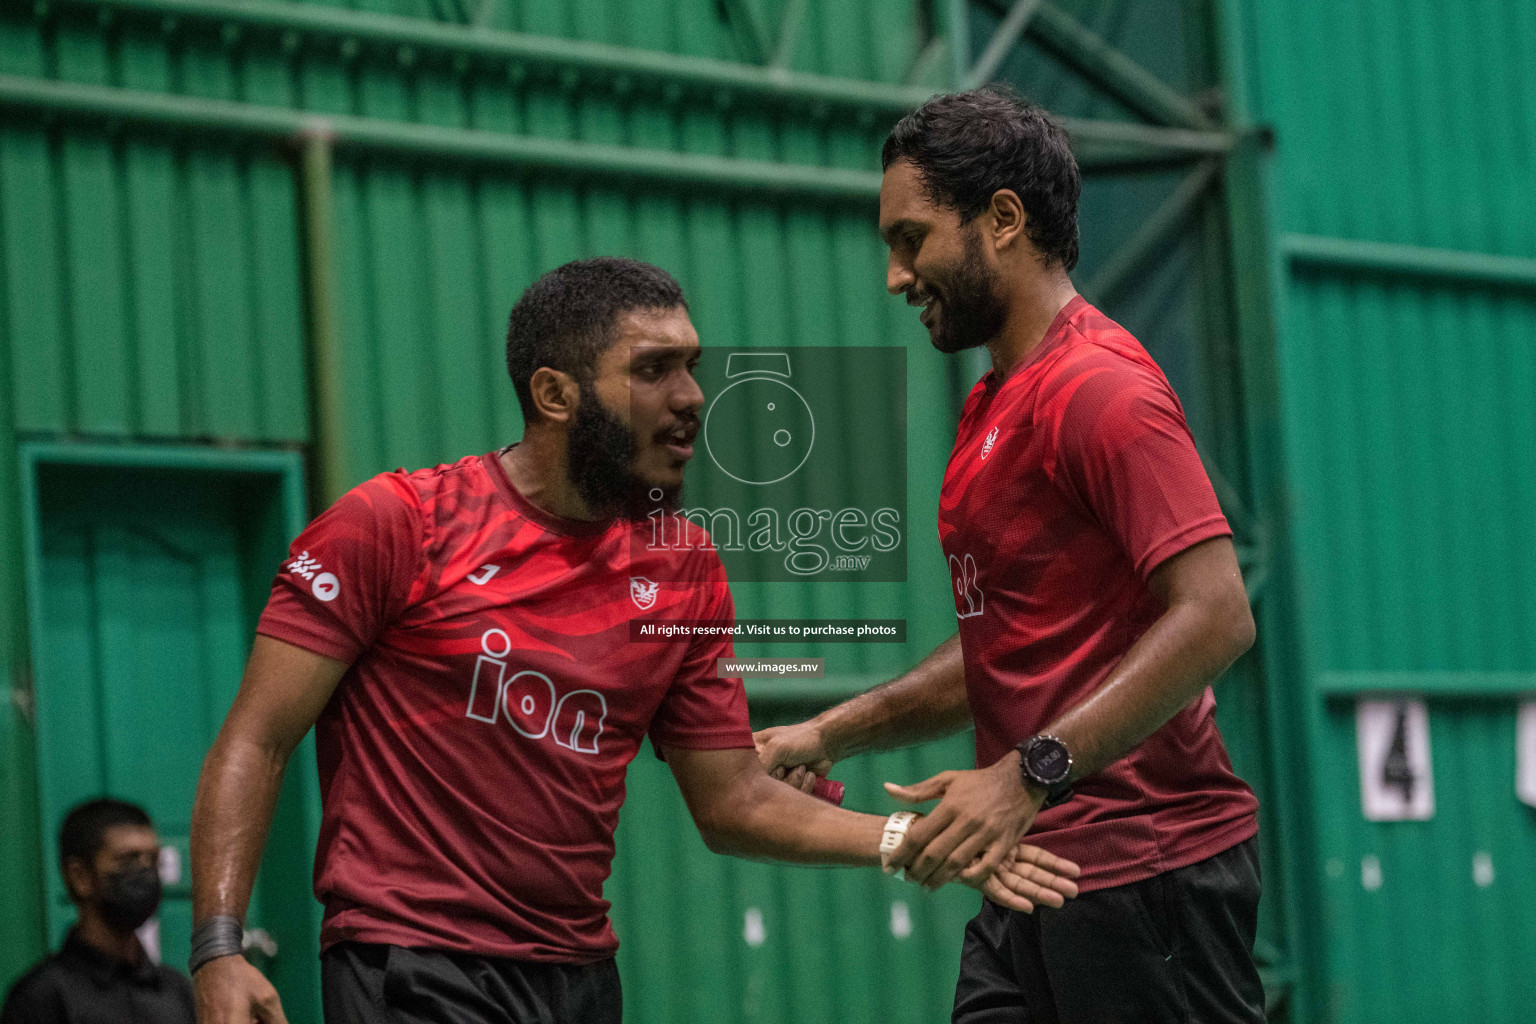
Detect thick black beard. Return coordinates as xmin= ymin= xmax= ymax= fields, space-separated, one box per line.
xmin=566 ymin=386 xmax=683 ymax=522
xmin=930 ymin=229 xmax=1009 ymax=354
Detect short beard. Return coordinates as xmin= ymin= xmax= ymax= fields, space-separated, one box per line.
xmin=930 ymin=228 xmax=1009 ymax=354
xmin=566 ymin=384 xmax=683 ymax=522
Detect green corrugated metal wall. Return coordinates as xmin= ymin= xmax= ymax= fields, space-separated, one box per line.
xmin=1230 ymin=0 xmax=1536 ymax=1020
xmin=3 ymin=0 xmax=1449 ymax=1019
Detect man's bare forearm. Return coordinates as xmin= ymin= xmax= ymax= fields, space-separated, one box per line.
xmin=703 ymin=767 xmax=886 ymax=865
xmin=1036 ymin=542 xmax=1255 ymax=787
xmin=815 ymin=633 xmax=971 ymax=760
xmin=190 ymin=735 xmax=290 ymax=924
xmin=667 ymin=745 xmax=885 ymax=864
xmin=1042 ymin=600 xmax=1252 ymax=786
xmin=191 ymin=637 xmax=346 ymax=927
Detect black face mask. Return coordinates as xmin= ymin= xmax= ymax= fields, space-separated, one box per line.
xmin=99 ymin=865 xmax=161 ymax=932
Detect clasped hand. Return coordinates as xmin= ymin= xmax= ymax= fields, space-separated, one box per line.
xmin=754 ymin=724 xmax=1079 ymax=912
xmin=882 ymin=755 xmax=1040 ymax=891
xmin=883 ymin=755 xmax=1071 ymax=908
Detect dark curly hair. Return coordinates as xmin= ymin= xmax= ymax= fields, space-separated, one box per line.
xmin=882 ymin=86 xmax=1080 ymax=271
xmin=59 ymin=797 xmax=151 ymax=870
xmin=506 ymin=258 xmax=688 ymax=424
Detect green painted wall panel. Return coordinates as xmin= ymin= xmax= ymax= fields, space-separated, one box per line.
xmin=0 ymin=133 xmax=308 ymax=442
xmin=1234 ymin=0 xmax=1536 ymax=1018
xmin=1312 ymin=700 xmax=1536 ymax=1022
xmin=0 ymin=134 xmax=50 ymax=987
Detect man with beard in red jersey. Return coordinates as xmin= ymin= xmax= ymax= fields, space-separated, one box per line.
xmin=757 ymin=90 xmax=1266 ymax=1023
xmin=187 ymin=257 xmax=1080 ymax=1024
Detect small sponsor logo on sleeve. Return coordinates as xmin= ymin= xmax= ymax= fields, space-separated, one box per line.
xmin=312 ymin=572 xmax=340 ymax=602
xmin=288 ymin=551 xmax=340 ymax=601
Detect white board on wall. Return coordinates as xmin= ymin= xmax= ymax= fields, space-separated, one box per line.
xmin=1357 ymin=698 xmax=1434 ymax=821
xmin=1518 ymin=701 xmax=1536 ymax=809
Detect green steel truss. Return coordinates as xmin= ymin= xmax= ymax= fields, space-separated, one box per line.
xmin=9 ymin=0 xmax=1231 ymax=173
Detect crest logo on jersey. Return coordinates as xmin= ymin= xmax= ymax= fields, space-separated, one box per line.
xmin=980 ymin=425 xmax=999 ymax=460
xmin=630 ymin=576 xmax=660 ymax=610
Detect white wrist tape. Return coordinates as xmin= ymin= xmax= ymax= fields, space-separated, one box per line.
xmin=880 ymin=810 xmax=921 ymax=876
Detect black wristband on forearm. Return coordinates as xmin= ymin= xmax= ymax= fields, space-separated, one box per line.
xmin=189 ymin=915 xmax=245 ymax=975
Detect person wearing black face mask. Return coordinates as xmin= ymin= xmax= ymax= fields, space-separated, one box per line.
xmin=1 ymin=798 xmax=195 ymax=1024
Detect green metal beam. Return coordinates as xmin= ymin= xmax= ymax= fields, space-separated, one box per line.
xmin=716 ymin=0 xmax=770 ymax=65
xmin=0 ymin=71 xmax=1229 ymax=174
xmin=979 ymin=0 xmax=1215 ymax=131
xmin=298 ymin=129 xmax=349 ymax=505
xmin=57 ymin=0 xmax=934 ymax=115
xmin=963 ymin=0 xmax=1043 ymax=90
xmin=768 ymin=0 xmax=810 ymax=70
xmin=941 ymin=0 xmax=974 ymax=87
xmin=0 ymin=74 xmax=889 ymax=200
xmin=1085 ymin=158 xmax=1219 ymax=306
xmin=1065 ymin=120 xmax=1230 ymax=163
xmin=1283 ymin=233 xmax=1536 ymax=291
xmin=905 ymin=36 xmax=950 ymax=88
xmin=39 ymin=0 xmax=1231 ymax=162
xmin=1314 ymin=671 xmax=1536 ymax=697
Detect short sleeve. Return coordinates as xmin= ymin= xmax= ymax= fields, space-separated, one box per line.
xmin=1044 ymin=352 xmax=1231 ymax=578
xmin=256 ymin=473 xmax=425 ymax=664
xmin=648 ymin=559 xmax=755 ymax=751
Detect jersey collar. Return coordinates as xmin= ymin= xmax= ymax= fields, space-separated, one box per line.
xmin=980 ymin=294 xmax=1089 ymax=392
xmin=483 ymin=448 xmax=616 ymax=538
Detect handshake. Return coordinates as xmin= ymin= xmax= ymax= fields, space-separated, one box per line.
xmin=754 ymin=720 xmax=1081 ymax=914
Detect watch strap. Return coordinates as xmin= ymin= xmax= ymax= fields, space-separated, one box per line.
xmin=879 ymin=810 xmax=921 ymax=877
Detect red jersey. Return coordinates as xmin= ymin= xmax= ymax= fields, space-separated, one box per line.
xmin=940 ymin=297 xmax=1258 ymax=892
xmin=257 ymin=450 xmax=753 ymax=962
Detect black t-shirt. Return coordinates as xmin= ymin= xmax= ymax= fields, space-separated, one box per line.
xmin=0 ymin=932 xmax=194 ymax=1024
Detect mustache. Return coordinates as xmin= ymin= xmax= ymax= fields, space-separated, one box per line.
xmin=653 ymin=415 xmax=700 ymax=443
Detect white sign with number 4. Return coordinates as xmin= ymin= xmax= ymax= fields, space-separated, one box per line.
xmin=1357 ymin=698 xmax=1434 ymax=821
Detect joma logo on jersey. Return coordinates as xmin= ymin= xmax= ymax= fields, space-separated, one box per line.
xmin=980 ymin=425 xmax=999 ymax=460
xmin=630 ymin=577 xmax=660 ymax=610
xmin=464 ymin=628 xmax=607 ymax=754
xmin=288 ymin=551 xmax=340 ymax=602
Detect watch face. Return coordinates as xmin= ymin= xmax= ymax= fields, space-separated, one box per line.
xmin=1027 ymin=738 xmax=1071 ymax=785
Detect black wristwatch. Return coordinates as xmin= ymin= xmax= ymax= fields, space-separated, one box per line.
xmin=1017 ymin=734 xmax=1074 ymax=809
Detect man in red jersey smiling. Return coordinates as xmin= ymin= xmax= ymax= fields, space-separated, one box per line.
xmin=187 ymin=258 xmax=1080 ymax=1024
xmin=757 ymin=89 xmax=1266 ymax=1023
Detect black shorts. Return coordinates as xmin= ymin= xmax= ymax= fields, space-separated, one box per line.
xmin=321 ymin=942 xmax=621 ymax=1024
xmin=953 ymin=837 xmax=1265 ymax=1024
